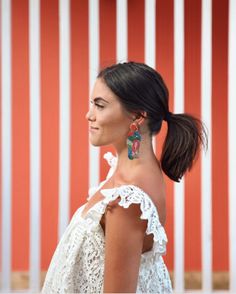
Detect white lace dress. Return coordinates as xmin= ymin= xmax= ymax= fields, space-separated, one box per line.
xmin=42 ymin=152 xmax=173 ymax=293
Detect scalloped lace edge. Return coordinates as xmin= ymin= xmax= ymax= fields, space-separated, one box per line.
xmin=85 ymin=184 xmax=168 ymax=255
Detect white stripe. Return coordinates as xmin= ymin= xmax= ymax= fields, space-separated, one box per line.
xmin=116 ymin=0 xmax=127 ymax=62
xmin=174 ymin=181 xmax=185 ymax=290
xmin=174 ymin=0 xmax=185 ymax=291
xmin=144 ymin=0 xmax=156 ymax=151
xmin=1 ymin=0 xmax=12 ymax=291
xmin=58 ymin=0 xmax=71 ymax=239
xmin=201 ymin=0 xmax=212 ymax=291
xmin=145 ymin=0 xmax=156 ymax=68
xmin=29 ymin=0 xmax=41 ymax=291
xmin=228 ymin=0 xmax=236 ymax=291
xmin=89 ymin=0 xmax=100 ymax=188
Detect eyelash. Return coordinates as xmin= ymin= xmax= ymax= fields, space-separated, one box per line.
xmin=95 ymin=104 xmax=104 ymax=109
xmin=90 ymin=101 xmax=104 ymax=109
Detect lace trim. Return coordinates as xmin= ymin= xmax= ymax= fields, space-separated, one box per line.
xmin=87 ymin=152 xmax=117 ymax=201
xmin=85 ymin=152 xmax=168 ymax=255
xmin=85 ymin=184 xmax=168 ymax=255
xmin=103 ymin=151 xmax=117 ymax=168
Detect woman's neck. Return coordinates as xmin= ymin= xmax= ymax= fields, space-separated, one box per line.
xmin=113 ymin=133 xmax=158 ymax=176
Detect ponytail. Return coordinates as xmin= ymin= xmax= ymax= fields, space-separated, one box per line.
xmin=160 ymin=113 xmax=208 ymax=182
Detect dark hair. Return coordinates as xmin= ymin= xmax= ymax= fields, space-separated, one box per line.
xmin=98 ymin=61 xmax=208 ymax=182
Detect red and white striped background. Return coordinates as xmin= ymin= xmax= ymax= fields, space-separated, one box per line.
xmin=1 ymin=0 xmax=236 ymax=292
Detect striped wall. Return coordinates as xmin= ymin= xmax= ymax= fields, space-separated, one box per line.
xmin=0 ymin=0 xmax=235 ymax=292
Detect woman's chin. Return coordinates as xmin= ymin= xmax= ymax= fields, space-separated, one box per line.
xmin=89 ymin=139 xmax=103 ymax=147
xmin=89 ymin=139 xmax=111 ymax=147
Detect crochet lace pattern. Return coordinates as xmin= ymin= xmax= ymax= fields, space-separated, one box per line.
xmin=42 ymin=152 xmax=173 ymax=293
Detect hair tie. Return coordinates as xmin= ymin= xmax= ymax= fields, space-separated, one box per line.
xmin=163 ymin=111 xmax=172 ymax=122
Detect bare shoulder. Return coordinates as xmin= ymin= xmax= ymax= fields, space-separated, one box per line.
xmin=103 ymin=189 xmax=148 ymax=293
xmin=106 ymin=162 xmax=167 ymax=225
xmin=128 ymin=164 xmax=167 ymax=226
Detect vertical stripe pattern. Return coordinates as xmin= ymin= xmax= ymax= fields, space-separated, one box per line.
xmin=116 ymin=0 xmax=127 ymax=62
xmin=29 ymin=0 xmax=41 ymax=290
xmin=145 ymin=0 xmax=156 ymax=68
xmin=228 ymin=0 xmax=236 ymax=291
xmin=174 ymin=0 xmax=185 ymax=291
xmin=144 ymin=0 xmax=156 ymax=151
xmin=0 ymin=0 xmax=235 ymax=292
xmin=1 ymin=0 xmax=12 ymax=291
xmin=41 ymin=0 xmax=60 ymax=271
xmin=89 ymin=0 xmax=100 ymax=189
xmin=201 ymin=0 xmax=212 ymax=291
xmin=58 ymin=0 xmax=71 ymax=239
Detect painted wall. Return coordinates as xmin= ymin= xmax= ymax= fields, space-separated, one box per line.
xmin=0 ymin=0 xmax=231 ymax=286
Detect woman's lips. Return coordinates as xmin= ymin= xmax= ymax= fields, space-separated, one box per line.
xmin=89 ymin=126 xmax=99 ymax=132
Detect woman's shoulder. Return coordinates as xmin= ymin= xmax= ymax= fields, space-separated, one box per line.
xmin=132 ymin=175 xmax=166 ymax=226
xmin=102 ymin=152 xmax=166 ymax=224
xmin=119 ymin=162 xmax=166 ymax=198
xmin=107 ymin=166 xmax=166 ymax=226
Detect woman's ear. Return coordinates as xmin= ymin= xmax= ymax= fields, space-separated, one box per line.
xmin=136 ymin=111 xmax=147 ymax=125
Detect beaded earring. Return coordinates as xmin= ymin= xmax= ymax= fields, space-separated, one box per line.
xmin=127 ymin=123 xmax=142 ymax=160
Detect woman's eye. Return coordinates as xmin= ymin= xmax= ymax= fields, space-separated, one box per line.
xmin=89 ymin=100 xmax=104 ymax=109
xmin=95 ymin=103 xmax=104 ymax=109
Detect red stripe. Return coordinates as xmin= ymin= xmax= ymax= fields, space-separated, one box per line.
xmin=212 ymin=0 xmax=229 ymax=271
xmin=99 ymin=0 xmax=117 ymax=181
xmin=12 ymin=0 xmax=30 ymax=271
xmin=4 ymin=0 xmax=231 ymax=275
xmin=70 ymin=0 xmax=89 ymax=216
xmin=99 ymin=0 xmax=116 ymax=68
xmin=128 ymin=0 xmax=145 ymax=62
xmin=184 ymin=0 xmax=202 ymax=271
xmin=156 ymin=0 xmax=174 ymax=270
xmin=41 ymin=0 xmax=59 ymax=270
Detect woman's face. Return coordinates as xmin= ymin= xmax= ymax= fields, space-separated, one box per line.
xmin=86 ymin=78 xmax=134 ymax=147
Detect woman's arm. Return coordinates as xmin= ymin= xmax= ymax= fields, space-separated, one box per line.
xmin=103 ymin=199 xmax=148 ymax=293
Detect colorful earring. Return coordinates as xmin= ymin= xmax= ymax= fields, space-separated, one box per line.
xmin=127 ymin=123 xmax=142 ymax=160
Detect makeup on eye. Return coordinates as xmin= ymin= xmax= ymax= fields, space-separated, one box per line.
xmin=95 ymin=103 xmax=104 ymax=109
xmin=90 ymin=97 xmax=109 ymax=109
xmin=89 ymin=100 xmax=104 ymax=109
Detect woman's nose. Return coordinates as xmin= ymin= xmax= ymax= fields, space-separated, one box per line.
xmin=85 ymin=108 xmax=95 ymax=121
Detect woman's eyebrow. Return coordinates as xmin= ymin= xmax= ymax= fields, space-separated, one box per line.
xmin=93 ymin=97 xmax=109 ymax=103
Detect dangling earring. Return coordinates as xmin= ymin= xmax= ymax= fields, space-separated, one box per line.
xmin=127 ymin=122 xmax=142 ymax=160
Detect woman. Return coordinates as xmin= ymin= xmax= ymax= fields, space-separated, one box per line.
xmin=42 ymin=62 xmax=207 ymax=293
